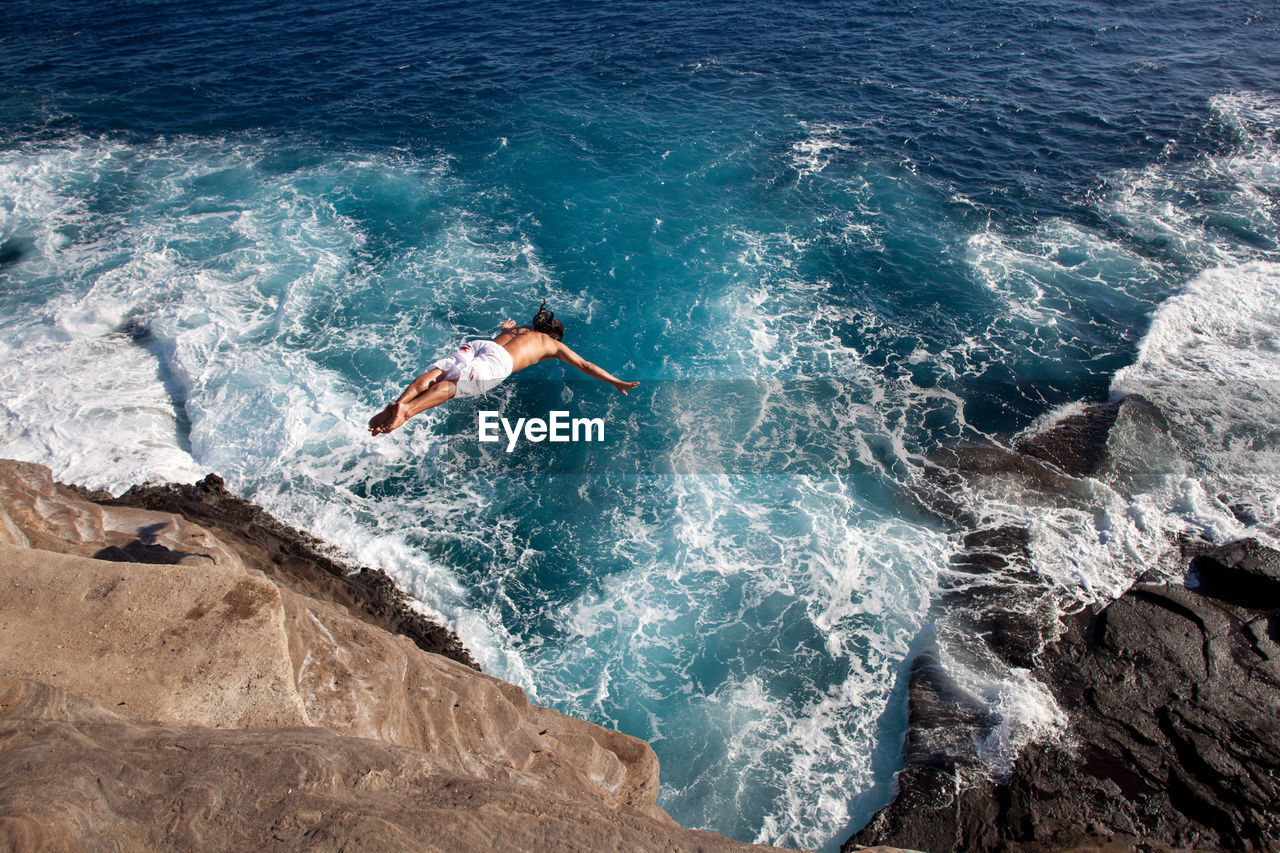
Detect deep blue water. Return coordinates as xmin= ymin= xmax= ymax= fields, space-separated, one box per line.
xmin=3 ymin=2 xmax=1279 ymax=847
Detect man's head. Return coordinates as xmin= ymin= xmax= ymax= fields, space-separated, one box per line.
xmin=532 ymin=300 xmax=564 ymax=340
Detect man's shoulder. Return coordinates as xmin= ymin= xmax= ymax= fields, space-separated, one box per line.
xmin=502 ymin=329 xmax=559 ymax=352
xmin=525 ymin=329 xmax=559 ymax=346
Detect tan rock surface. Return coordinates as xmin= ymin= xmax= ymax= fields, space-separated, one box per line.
xmin=0 ymin=460 xmax=794 ymax=851
xmin=279 ymin=584 xmax=667 ymax=818
xmin=0 ymin=677 xmax=776 ymax=852
xmin=0 ymin=459 xmax=243 ymax=568
xmin=0 ymin=542 xmax=309 ymax=730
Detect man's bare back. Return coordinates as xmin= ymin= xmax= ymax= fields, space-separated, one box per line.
xmin=492 ymin=322 xmax=561 ymax=372
xmin=369 ymin=306 xmax=638 ymax=436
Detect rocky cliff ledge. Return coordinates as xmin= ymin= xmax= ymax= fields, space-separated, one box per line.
xmin=851 ymin=540 xmax=1280 ymax=852
xmin=0 ymin=459 xmax=794 ymax=852
xmin=848 ymin=400 xmax=1280 ymax=852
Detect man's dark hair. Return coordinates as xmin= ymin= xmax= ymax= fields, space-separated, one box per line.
xmin=532 ymin=300 xmax=564 ymax=341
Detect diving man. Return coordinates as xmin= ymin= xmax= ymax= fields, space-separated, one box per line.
xmin=368 ymin=302 xmax=639 ymax=435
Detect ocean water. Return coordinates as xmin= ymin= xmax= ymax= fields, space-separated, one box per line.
xmin=2 ymin=1 xmax=1279 ymax=848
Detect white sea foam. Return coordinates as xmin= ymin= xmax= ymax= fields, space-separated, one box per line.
xmin=947 ymin=251 xmax=1280 ymax=772
xmin=1114 ymin=261 xmax=1280 ymax=527
xmin=1102 ymin=93 xmax=1280 ymax=531
xmin=790 ymin=122 xmax=860 ymax=177
xmin=526 ymin=463 xmax=947 ymax=849
xmin=967 ymin=217 xmax=1169 ymax=330
xmin=604 ymin=235 xmax=961 ymax=843
xmin=1099 ymin=92 xmax=1280 ymax=266
xmin=923 ymin=248 xmax=1280 ymax=775
xmin=971 ymin=666 xmax=1067 ymax=777
xmin=0 ymin=334 xmax=205 ymax=489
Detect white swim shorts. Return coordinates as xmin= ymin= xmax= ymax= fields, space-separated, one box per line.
xmin=431 ymin=340 xmax=514 ymax=399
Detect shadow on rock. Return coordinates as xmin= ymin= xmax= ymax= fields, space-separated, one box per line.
xmin=94 ymin=522 xmax=211 ymax=565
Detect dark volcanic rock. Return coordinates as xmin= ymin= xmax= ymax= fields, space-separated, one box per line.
xmin=850 ymin=537 xmax=1280 ymax=852
xmin=94 ymin=473 xmax=479 ymax=671
xmin=913 ymin=447 xmax=1075 ymax=672
xmin=1013 ymin=401 xmax=1121 ymax=478
xmin=908 ymin=405 xmax=1126 ymax=676
xmin=939 ymin=523 xmax=1051 ymax=671
xmin=853 ymin=651 xmax=1007 ymax=853
xmin=1190 ymin=538 xmax=1280 ymax=611
xmin=850 ymin=396 xmax=1280 ymax=852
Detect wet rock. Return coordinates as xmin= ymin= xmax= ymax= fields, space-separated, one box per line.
xmin=849 ymin=539 xmax=1280 ymax=852
xmin=1190 ymin=537 xmax=1280 ymax=611
xmin=848 ymin=395 xmax=1280 ymax=852
xmin=1014 ymin=401 xmax=1121 ymax=478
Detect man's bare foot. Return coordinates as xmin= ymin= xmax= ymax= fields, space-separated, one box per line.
xmin=369 ymin=402 xmax=408 ymax=435
xmin=368 ymin=404 xmax=392 ymax=435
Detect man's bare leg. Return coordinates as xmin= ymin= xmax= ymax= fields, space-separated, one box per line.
xmin=369 ymin=376 xmax=458 ymax=435
xmin=370 ymin=368 xmax=445 ymax=434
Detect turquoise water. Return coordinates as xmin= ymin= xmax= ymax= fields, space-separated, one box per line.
xmin=2 ymin=2 xmax=1280 ymax=847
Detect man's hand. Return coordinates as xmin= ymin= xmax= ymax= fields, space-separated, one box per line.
xmin=613 ymin=380 xmax=640 ymax=396
xmin=501 ymin=318 xmax=515 ymax=331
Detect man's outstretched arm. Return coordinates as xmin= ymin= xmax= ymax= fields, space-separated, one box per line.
xmin=554 ymin=341 xmax=639 ymax=395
